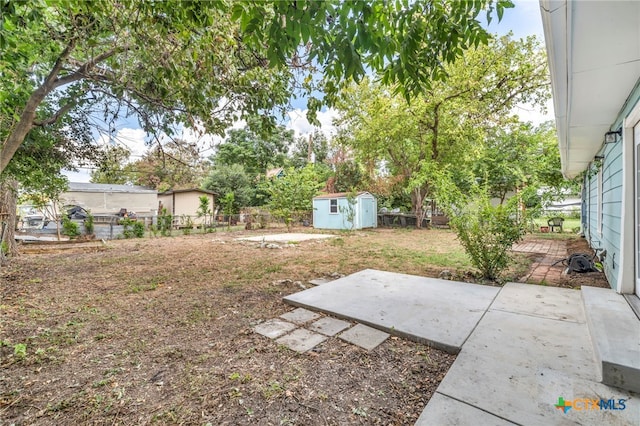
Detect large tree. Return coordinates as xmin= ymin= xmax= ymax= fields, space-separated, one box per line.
xmin=1 ymin=0 xmax=512 ymax=175
xmin=211 ymin=116 xmax=293 ymax=177
xmin=128 ymin=141 xmax=207 ymax=192
xmin=1 ymin=0 xmax=511 ymax=254
xmin=475 ymin=121 xmax=579 ymax=210
xmin=335 ymin=35 xmax=549 ymax=225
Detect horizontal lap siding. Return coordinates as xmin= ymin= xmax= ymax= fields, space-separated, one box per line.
xmin=587 ymin=143 xmax=623 ymax=283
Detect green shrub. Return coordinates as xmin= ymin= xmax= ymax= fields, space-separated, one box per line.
xmin=62 ymin=217 xmax=80 ymax=238
xmin=121 ymin=218 xmax=145 ymax=238
xmin=83 ymin=211 xmax=94 ymax=235
xmin=159 ymin=208 xmax=173 ymax=236
xmin=179 ymin=215 xmax=194 ymax=235
xmin=450 ymin=195 xmax=526 ymax=281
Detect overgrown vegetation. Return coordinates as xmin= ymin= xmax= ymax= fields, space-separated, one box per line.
xmin=449 ymin=191 xmax=527 ymax=281
xmin=121 ymin=218 xmax=145 ymax=239
xmin=61 ymin=218 xmax=80 ymax=238
xmin=83 ymin=211 xmax=94 ymax=236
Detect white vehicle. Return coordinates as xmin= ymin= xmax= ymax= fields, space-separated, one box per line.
xmin=17 ymin=205 xmax=51 ymax=230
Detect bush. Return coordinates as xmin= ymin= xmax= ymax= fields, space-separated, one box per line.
xmin=62 ymin=217 xmax=80 ymax=238
xmin=83 ymin=211 xmax=94 ymax=235
xmin=159 ymin=208 xmax=173 ymax=236
xmin=121 ymin=218 xmax=145 ymax=238
xmin=450 ymin=195 xmax=526 ymax=281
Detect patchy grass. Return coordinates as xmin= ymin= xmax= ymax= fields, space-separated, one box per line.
xmin=1 ymin=227 xmax=536 ymax=424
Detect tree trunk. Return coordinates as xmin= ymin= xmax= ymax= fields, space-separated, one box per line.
xmin=411 ymin=186 xmax=428 ymax=229
xmin=0 ymin=179 xmax=19 ymax=261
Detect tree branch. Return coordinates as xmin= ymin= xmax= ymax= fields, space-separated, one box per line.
xmin=1 ymin=39 xmax=77 ymax=174
xmin=33 ymin=102 xmax=76 ymax=127
xmin=51 ymin=48 xmax=122 ymax=90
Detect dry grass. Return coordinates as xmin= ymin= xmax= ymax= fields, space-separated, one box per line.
xmin=1 ymin=227 xmax=530 ymax=425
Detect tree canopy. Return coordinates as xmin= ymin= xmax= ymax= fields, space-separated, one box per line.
xmin=1 ymin=0 xmax=512 ymax=177
xmin=335 ymin=35 xmax=550 ymax=224
xmin=211 ymin=116 xmax=293 ymax=178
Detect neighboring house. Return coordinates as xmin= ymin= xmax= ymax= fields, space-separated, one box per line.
xmin=313 ymin=192 xmax=377 ymax=230
xmin=541 ymin=0 xmax=640 ymax=393
xmin=265 ymin=167 xmax=285 ymax=179
xmin=157 ymin=189 xmax=216 ymax=226
xmin=61 ymin=182 xmax=158 ymax=216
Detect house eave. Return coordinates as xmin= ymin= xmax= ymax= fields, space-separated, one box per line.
xmin=540 ymin=0 xmax=640 ymax=179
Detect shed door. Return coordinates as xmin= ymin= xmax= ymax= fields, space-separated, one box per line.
xmin=635 ymin=123 xmax=640 ymax=297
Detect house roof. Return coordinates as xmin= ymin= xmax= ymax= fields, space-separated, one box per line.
xmin=540 ymin=0 xmax=640 ymax=178
xmin=313 ymin=191 xmax=373 ymax=199
xmin=266 ymin=168 xmax=284 ymax=178
xmin=159 ymin=188 xmax=217 ymax=196
xmin=67 ymin=182 xmax=156 ymax=194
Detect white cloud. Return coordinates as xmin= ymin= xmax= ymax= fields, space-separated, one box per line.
xmin=286 ymin=108 xmax=341 ymax=138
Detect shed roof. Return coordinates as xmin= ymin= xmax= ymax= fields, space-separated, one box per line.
xmin=67 ymin=182 xmax=156 ymax=194
xmin=313 ymin=191 xmax=373 ymax=199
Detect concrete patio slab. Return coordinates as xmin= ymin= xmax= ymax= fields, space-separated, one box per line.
xmin=308 ymin=317 xmax=352 ymax=336
xmin=275 ymin=328 xmax=327 ymax=353
xmin=338 ymin=324 xmax=389 ymax=350
xmin=425 ymin=283 xmax=640 ymax=425
xmin=237 ymin=233 xmax=335 ymax=242
xmin=416 ymin=393 xmax=514 ymax=426
xmin=490 ymin=282 xmax=584 ymax=323
xmin=279 ymin=307 xmax=321 ymax=324
xmin=284 ymin=269 xmax=500 ymax=353
xmin=253 ymin=319 xmax=297 ymax=339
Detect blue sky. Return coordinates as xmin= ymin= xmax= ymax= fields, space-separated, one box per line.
xmin=65 ymin=0 xmax=551 ymax=182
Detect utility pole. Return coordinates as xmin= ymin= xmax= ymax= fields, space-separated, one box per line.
xmin=307 ymin=133 xmax=313 ymax=163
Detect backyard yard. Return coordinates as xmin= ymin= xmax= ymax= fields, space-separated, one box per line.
xmin=1 ymin=227 xmax=607 ymax=424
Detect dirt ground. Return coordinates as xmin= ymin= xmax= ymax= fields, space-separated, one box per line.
xmin=0 ymin=228 xmax=609 ymax=425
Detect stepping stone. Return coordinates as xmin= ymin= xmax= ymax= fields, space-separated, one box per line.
xmin=308 ymin=317 xmax=352 ymax=336
xmin=339 ymin=324 xmax=389 ymax=350
xmin=276 ymin=328 xmax=327 ymax=353
xmin=280 ymin=307 xmax=320 ymax=324
xmin=309 ymin=277 xmax=334 ymax=286
xmin=253 ymin=319 xmax=297 ymax=339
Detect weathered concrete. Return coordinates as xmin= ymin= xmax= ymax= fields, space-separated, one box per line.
xmin=284 ymin=269 xmax=499 ymax=353
xmin=339 ymin=324 xmax=389 ymax=351
xmin=279 ymin=270 xmax=639 ymax=424
xmin=275 ymin=328 xmax=327 ymax=353
xmin=308 ymin=317 xmax=352 ymax=336
xmin=425 ymin=283 xmax=639 ymax=425
xmin=490 ymin=282 xmax=584 ymax=323
xmin=416 ymin=393 xmax=515 ymax=426
xmin=237 ymin=233 xmax=335 ymax=242
xmin=582 ymin=286 xmax=640 ymax=393
xmin=280 ymin=308 xmax=321 ymax=324
xmin=253 ymin=319 xmax=297 ymax=339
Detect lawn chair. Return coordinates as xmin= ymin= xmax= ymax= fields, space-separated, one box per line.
xmin=547 ymin=217 xmax=564 ymax=233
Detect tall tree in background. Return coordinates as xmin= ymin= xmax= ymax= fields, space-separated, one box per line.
xmin=211 ymin=117 xmax=293 ymax=178
xmin=128 ymin=141 xmax=207 ymax=192
xmin=289 ymin=130 xmax=330 ymax=169
xmin=90 ymin=145 xmax=132 ymax=185
xmin=475 ymin=121 xmax=577 ymax=211
xmin=336 ymin=35 xmax=549 ymax=225
xmin=202 ymin=164 xmax=255 ymax=213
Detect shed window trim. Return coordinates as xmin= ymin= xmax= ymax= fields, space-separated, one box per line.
xmin=329 ymin=199 xmax=338 ymax=214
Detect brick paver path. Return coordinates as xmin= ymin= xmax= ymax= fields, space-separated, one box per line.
xmin=512 ymin=239 xmax=568 ymax=284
